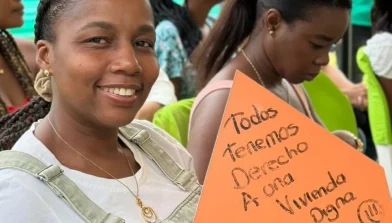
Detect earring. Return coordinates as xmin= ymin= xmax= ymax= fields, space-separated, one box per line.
xmin=268 ymin=28 xmax=274 ymax=35
xmin=44 ymin=70 xmax=51 ymax=77
xmin=34 ymin=69 xmax=53 ymax=102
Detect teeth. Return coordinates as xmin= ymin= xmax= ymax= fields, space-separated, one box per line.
xmin=101 ymin=87 xmax=136 ymax=96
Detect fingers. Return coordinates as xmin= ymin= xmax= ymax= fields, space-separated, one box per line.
xmin=352 ymin=95 xmax=368 ymax=111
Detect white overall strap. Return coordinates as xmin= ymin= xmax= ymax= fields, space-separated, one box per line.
xmin=119 ymin=125 xmax=199 ymax=192
xmin=0 ymin=150 xmax=125 ymax=223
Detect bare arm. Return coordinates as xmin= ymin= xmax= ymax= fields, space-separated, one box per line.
xmin=187 ymin=89 xmax=230 ymax=184
xmin=135 ymin=102 xmax=164 ymax=121
xmin=378 ymin=76 xmax=392 ymax=128
xmin=135 ymin=70 xmax=177 ymax=121
xmin=170 ymin=78 xmax=181 ymax=100
xmin=322 ymin=64 xmax=353 ymax=89
xmin=322 ymin=64 xmax=367 ymax=111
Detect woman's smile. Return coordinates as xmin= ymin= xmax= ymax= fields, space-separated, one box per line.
xmin=97 ymin=83 xmax=141 ymax=107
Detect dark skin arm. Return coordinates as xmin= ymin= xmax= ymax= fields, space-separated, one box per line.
xmin=170 ymin=77 xmax=181 ymax=100
xmin=187 ymin=89 xmax=230 ymax=184
xmin=378 ymin=76 xmax=392 ymax=127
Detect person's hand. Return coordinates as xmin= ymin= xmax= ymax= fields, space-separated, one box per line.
xmin=332 ymin=130 xmax=364 ymax=153
xmin=341 ymin=83 xmax=368 ymax=111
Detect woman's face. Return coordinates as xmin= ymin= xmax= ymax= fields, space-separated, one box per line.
xmin=0 ymin=0 xmax=24 ymax=29
xmin=264 ymin=6 xmax=350 ymax=84
xmin=38 ymin=0 xmax=158 ymax=128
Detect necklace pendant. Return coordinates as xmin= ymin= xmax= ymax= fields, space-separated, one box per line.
xmin=136 ymin=197 xmax=158 ymax=223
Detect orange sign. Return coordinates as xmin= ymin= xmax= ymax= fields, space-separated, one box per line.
xmin=194 ymin=71 xmax=392 ymax=223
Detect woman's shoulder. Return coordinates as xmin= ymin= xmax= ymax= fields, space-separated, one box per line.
xmin=192 ymin=79 xmax=233 ymax=114
xmin=0 ymin=167 xmax=61 ymax=222
xmin=364 ymin=32 xmax=392 ymax=78
xmin=125 ymin=120 xmax=195 ymax=171
xmin=129 ymin=120 xmax=183 ymax=146
xmin=366 ymin=32 xmax=392 ymax=47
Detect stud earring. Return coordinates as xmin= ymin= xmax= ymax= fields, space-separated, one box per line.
xmin=44 ymin=70 xmax=51 ymax=77
xmin=268 ymin=28 xmax=274 ymax=35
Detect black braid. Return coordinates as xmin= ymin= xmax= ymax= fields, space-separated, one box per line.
xmin=0 ymin=97 xmax=51 ymax=151
xmin=0 ymin=0 xmax=72 ymax=150
xmin=0 ymin=30 xmax=36 ymax=116
xmin=150 ymin=0 xmax=203 ymax=57
xmin=34 ymin=0 xmax=74 ymax=44
xmin=34 ymin=0 xmax=52 ymax=44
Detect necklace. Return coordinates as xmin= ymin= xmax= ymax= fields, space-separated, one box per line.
xmin=241 ymin=49 xmax=290 ymax=104
xmin=47 ymin=117 xmax=158 ymax=222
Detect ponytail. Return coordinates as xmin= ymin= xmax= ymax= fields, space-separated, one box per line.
xmin=194 ymin=0 xmax=351 ymax=90
xmin=194 ymin=0 xmax=259 ymax=90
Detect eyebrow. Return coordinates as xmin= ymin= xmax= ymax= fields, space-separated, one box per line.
xmin=78 ymin=22 xmax=115 ymax=32
xmin=314 ymin=34 xmax=333 ymax=42
xmin=137 ymin=25 xmax=155 ymax=34
xmin=77 ymin=22 xmax=155 ymax=35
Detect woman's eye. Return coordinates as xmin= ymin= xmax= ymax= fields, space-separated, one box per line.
xmin=310 ymin=42 xmax=324 ymax=50
xmin=135 ymin=40 xmax=153 ymax=48
xmin=87 ymin=37 xmax=109 ymax=44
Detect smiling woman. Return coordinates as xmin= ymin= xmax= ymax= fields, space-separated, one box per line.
xmin=0 ymin=0 xmax=200 ymax=222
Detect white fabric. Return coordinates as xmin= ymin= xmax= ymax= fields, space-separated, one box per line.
xmin=146 ymin=69 xmax=177 ymax=106
xmin=375 ymin=145 xmax=392 ymax=196
xmin=0 ymin=120 xmax=195 ymax=223
xmin=364 ymin=32 xmax=392 ymax=79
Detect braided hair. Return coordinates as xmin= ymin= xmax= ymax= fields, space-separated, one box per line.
xmin=0 ymin=0 xmax=73 ymax=151
xmin=150 ymin=0 xmax=203 ymax=57
xmin=0 ymin=30 xmax=36 ymax=116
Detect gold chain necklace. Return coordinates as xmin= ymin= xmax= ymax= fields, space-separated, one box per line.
xmin=47 ymin=117 xmax=158 ymax=222
xmin=241 ymin=49 xmax=290 ymax=104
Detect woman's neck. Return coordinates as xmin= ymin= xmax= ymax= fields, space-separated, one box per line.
xmin=187 ymin=0 xmax=215 ymax=28
xmin=242 ymin=34 xmax=282 ymax=87
xmin=37 ymin=108 xmax=121 ymax=159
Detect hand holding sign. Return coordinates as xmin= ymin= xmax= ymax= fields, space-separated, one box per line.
xmin=194 ymin=71 xmax=392 ymax=223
